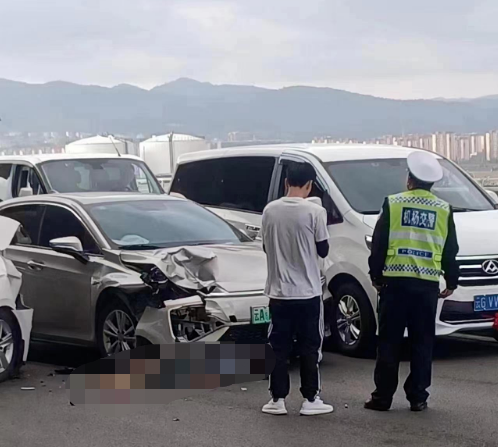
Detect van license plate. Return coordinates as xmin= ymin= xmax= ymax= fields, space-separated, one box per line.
xmin=474 ymin=294 xmax=498 ymax=312
xmin=251 ymin=306 xmax=271 ymax=324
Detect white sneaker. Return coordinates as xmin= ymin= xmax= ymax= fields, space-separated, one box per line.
xmin=300 ymin=397 xmax=334 ymax=416
xmin=262 ymin=398 xmax=288 ymax=415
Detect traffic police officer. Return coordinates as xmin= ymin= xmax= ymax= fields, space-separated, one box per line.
xmin=365 ymin=151 xmax=460 ymax=412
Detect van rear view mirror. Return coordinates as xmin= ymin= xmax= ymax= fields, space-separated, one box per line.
xmin=19 ymin=187 xmax=33 ymax=197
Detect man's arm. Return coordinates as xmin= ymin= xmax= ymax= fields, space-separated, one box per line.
xmin=440 ymin=209 xmax=460 ymax=297
xmin=314 ymin=208 xmax=330 ymax=259
xmin=261 ymin=209 xmax=267 ymax=254
xmin=368 ymin=198 xmax=390 ymax=286
xmin=316 ymin=240 xmax=329 ymax=259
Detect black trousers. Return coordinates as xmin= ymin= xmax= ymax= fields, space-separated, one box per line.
xmin=268 ymin=296 xmax=323 ymax=401
xmin=372 ymin=282 xmax=439 ymax=405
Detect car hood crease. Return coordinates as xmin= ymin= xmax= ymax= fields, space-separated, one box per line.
xmin=120 ymin=244 xmax=267 ymax=293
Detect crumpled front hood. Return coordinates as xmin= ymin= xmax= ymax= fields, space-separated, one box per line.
xmin=120 ymin=243 xmax=267 ymax=293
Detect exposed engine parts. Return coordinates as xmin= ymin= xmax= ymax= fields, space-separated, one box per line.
xmin=170 ymin=306 xmax=220 ymax=342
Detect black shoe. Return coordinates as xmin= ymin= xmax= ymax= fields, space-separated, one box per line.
xmin=410 ymin=402 xmax=428 ymax=412
xmin=364 ymin=399 xmax=391 ymax=412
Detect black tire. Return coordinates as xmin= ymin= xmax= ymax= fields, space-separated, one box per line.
xmin=328 ymin=282 xmax=376 ymax=358
xmin=493 ymin=331 xmax=498 ymax=343
xmin=0 ymin=307 xmax=24 ymax=383
xmin=96 ymin=298 xmax=138 ymax=358
xmin=136 ymin=336 xmax=152 ymax=347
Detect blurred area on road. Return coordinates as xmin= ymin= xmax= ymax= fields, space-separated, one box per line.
xmin=0 ymin=335 xmax=497 ymax=447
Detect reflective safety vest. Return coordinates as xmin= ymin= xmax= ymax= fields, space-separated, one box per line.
xmin=384 ymin=190 xmax=450 ymax=282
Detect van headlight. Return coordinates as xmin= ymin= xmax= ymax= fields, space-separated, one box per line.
xmin=365 ymin=235 xmax=373 ymax=250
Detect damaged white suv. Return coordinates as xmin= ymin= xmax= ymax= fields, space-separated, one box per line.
xmin=0 ymin=216 xmax=33 ymax=383
xmin=0 ymin=193 xmax=269 ymax=356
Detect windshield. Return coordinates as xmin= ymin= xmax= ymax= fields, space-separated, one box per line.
xmin=86 ymin=200 xmax=248 ymax=249
xmin=40 ymin=159 xmax=162 ymax=194
xmin=326 ymin=158 xmax=494 ymax=214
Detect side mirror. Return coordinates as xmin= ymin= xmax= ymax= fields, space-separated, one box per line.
xmin=19 ymin=187 xmax=33 ymax=197
xmin=322 ymin=192 xmax=343 ymax=225
xmin=485 ymin=189 xmax=498 ymax=203
xmin=244 ymin=224 xmax=261 ymax=241
xmin=169 ymin=192 xmax=186 ymax=200
xmin=49 ymin=237 xmax=89 ymax=264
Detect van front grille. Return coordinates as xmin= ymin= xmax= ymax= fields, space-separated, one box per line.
xmin=457 ymin=256 xmax=498 ymax=287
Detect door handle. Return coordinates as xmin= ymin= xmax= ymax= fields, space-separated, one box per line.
xmin=27 ymin=260 xmax=45 ymax=271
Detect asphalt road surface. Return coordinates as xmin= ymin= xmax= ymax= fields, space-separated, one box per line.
xmin=1 ymin=335 xmax=498 ymax=447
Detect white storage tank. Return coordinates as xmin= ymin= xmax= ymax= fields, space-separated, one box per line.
xmin=139 ymin=133 xmax=209 ymax=177
xmin=65 ymin=135 xmax=136 ymax=155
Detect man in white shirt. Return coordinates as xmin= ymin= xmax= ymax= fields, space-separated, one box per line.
xmin=261 ymin=162 xmax=334 ymax=416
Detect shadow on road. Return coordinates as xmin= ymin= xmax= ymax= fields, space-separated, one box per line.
xmin=26 ymin=334 xmax=498 ymax=369
xmin=28 ymin=342 xmax=101 ymax=368
xmin=433 ymin=335 xmax=498 ymax=360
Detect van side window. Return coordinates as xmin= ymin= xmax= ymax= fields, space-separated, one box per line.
xmin=0 ymin=164 xmax=13 ymax=201
xmin=278 ymin=161 xmax=343 ymax=225
xmin=171 ymin=157 xmax=276 ymax=213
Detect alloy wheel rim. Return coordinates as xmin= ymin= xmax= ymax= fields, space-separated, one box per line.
xmin=0 ymin=319 xmax=14 ymax=374
xmin=336 ymin=295 xmax=361 ymax=346
xmin=103 ymin=310 xmax=137 ymax=355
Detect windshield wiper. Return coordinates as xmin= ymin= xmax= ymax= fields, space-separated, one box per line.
xmin=118 ymin=244 xmax=164 ymax=250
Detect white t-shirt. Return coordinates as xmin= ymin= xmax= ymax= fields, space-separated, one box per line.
xmin=261 ymin=197 xmax=329 ymax=300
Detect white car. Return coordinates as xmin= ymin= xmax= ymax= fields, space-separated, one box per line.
xmin=170 ymin=144 xmax=498 ymax=356
xmin=0 ymin=193 xmax=268 ymax=357
xmin=0 ymin=216 xmax=33 ymax=382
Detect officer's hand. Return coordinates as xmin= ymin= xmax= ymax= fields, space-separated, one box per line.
xmin=372 ymin=281 xmax=383 ymax=292
xmin=439 ymin=288 xmax=455 ymax=298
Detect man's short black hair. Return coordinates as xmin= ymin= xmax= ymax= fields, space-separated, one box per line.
xmin=286 ymin=162 xmax=317 ymax=188
xmin=408 ymin=172 xmax=434 ymax=191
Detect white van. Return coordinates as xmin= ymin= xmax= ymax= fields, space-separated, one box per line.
xmin=0 ymin=154 xmax=163 ymax=200
xmin=170 ymin=144 xmax=498 ymax=356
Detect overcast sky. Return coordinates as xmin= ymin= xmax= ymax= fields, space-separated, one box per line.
xmin=1 ymin=0 xmax=497 ymax=99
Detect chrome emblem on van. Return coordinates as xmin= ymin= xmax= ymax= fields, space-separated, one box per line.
xmin=482 ymin=260 xmax=498 ymax=276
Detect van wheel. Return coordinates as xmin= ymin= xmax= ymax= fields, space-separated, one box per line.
xmin=328 ymin=283 xmax=376 ymax=357
xmin=97 ymin=299 xmax=138 ymax=357
xmin=0 ymin=307 xmax=24 ymax=383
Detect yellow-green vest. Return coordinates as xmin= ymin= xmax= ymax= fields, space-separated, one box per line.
xmin=384 ymin=190 xmax=450 ymax=282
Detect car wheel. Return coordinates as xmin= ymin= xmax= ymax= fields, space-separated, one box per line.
xmin=0 ymin=307 xmax=24 ymax=383
xmin=97 ymin=300 xmax=138 ymax=357
xmin=328 ymin=283 xmax=376 ymax=357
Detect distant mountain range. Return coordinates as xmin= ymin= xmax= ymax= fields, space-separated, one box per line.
xmin=1 ymin=77 xmax=498 ymax=140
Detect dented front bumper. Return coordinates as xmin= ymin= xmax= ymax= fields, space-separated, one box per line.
xmin=136 ymin=291 xmax=269 ymax=345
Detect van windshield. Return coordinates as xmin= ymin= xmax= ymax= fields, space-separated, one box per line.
xmin=325 ymin=158 xmax=494 ymax=214
xmin=40 ymin=158 xmax=162 ymax=194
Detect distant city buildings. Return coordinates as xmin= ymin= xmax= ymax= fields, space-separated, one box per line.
xmin=312 ymin=131 xmax=498 ymax=163
xmin=3 ymin=128 xmax=498 ymax=164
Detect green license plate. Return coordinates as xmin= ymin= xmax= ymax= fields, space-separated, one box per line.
xmin=251 ymin=306 xmax=271 ymax=324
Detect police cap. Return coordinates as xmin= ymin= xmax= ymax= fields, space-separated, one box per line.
xmin=407 ymin=151 xmax=443 ymax=184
